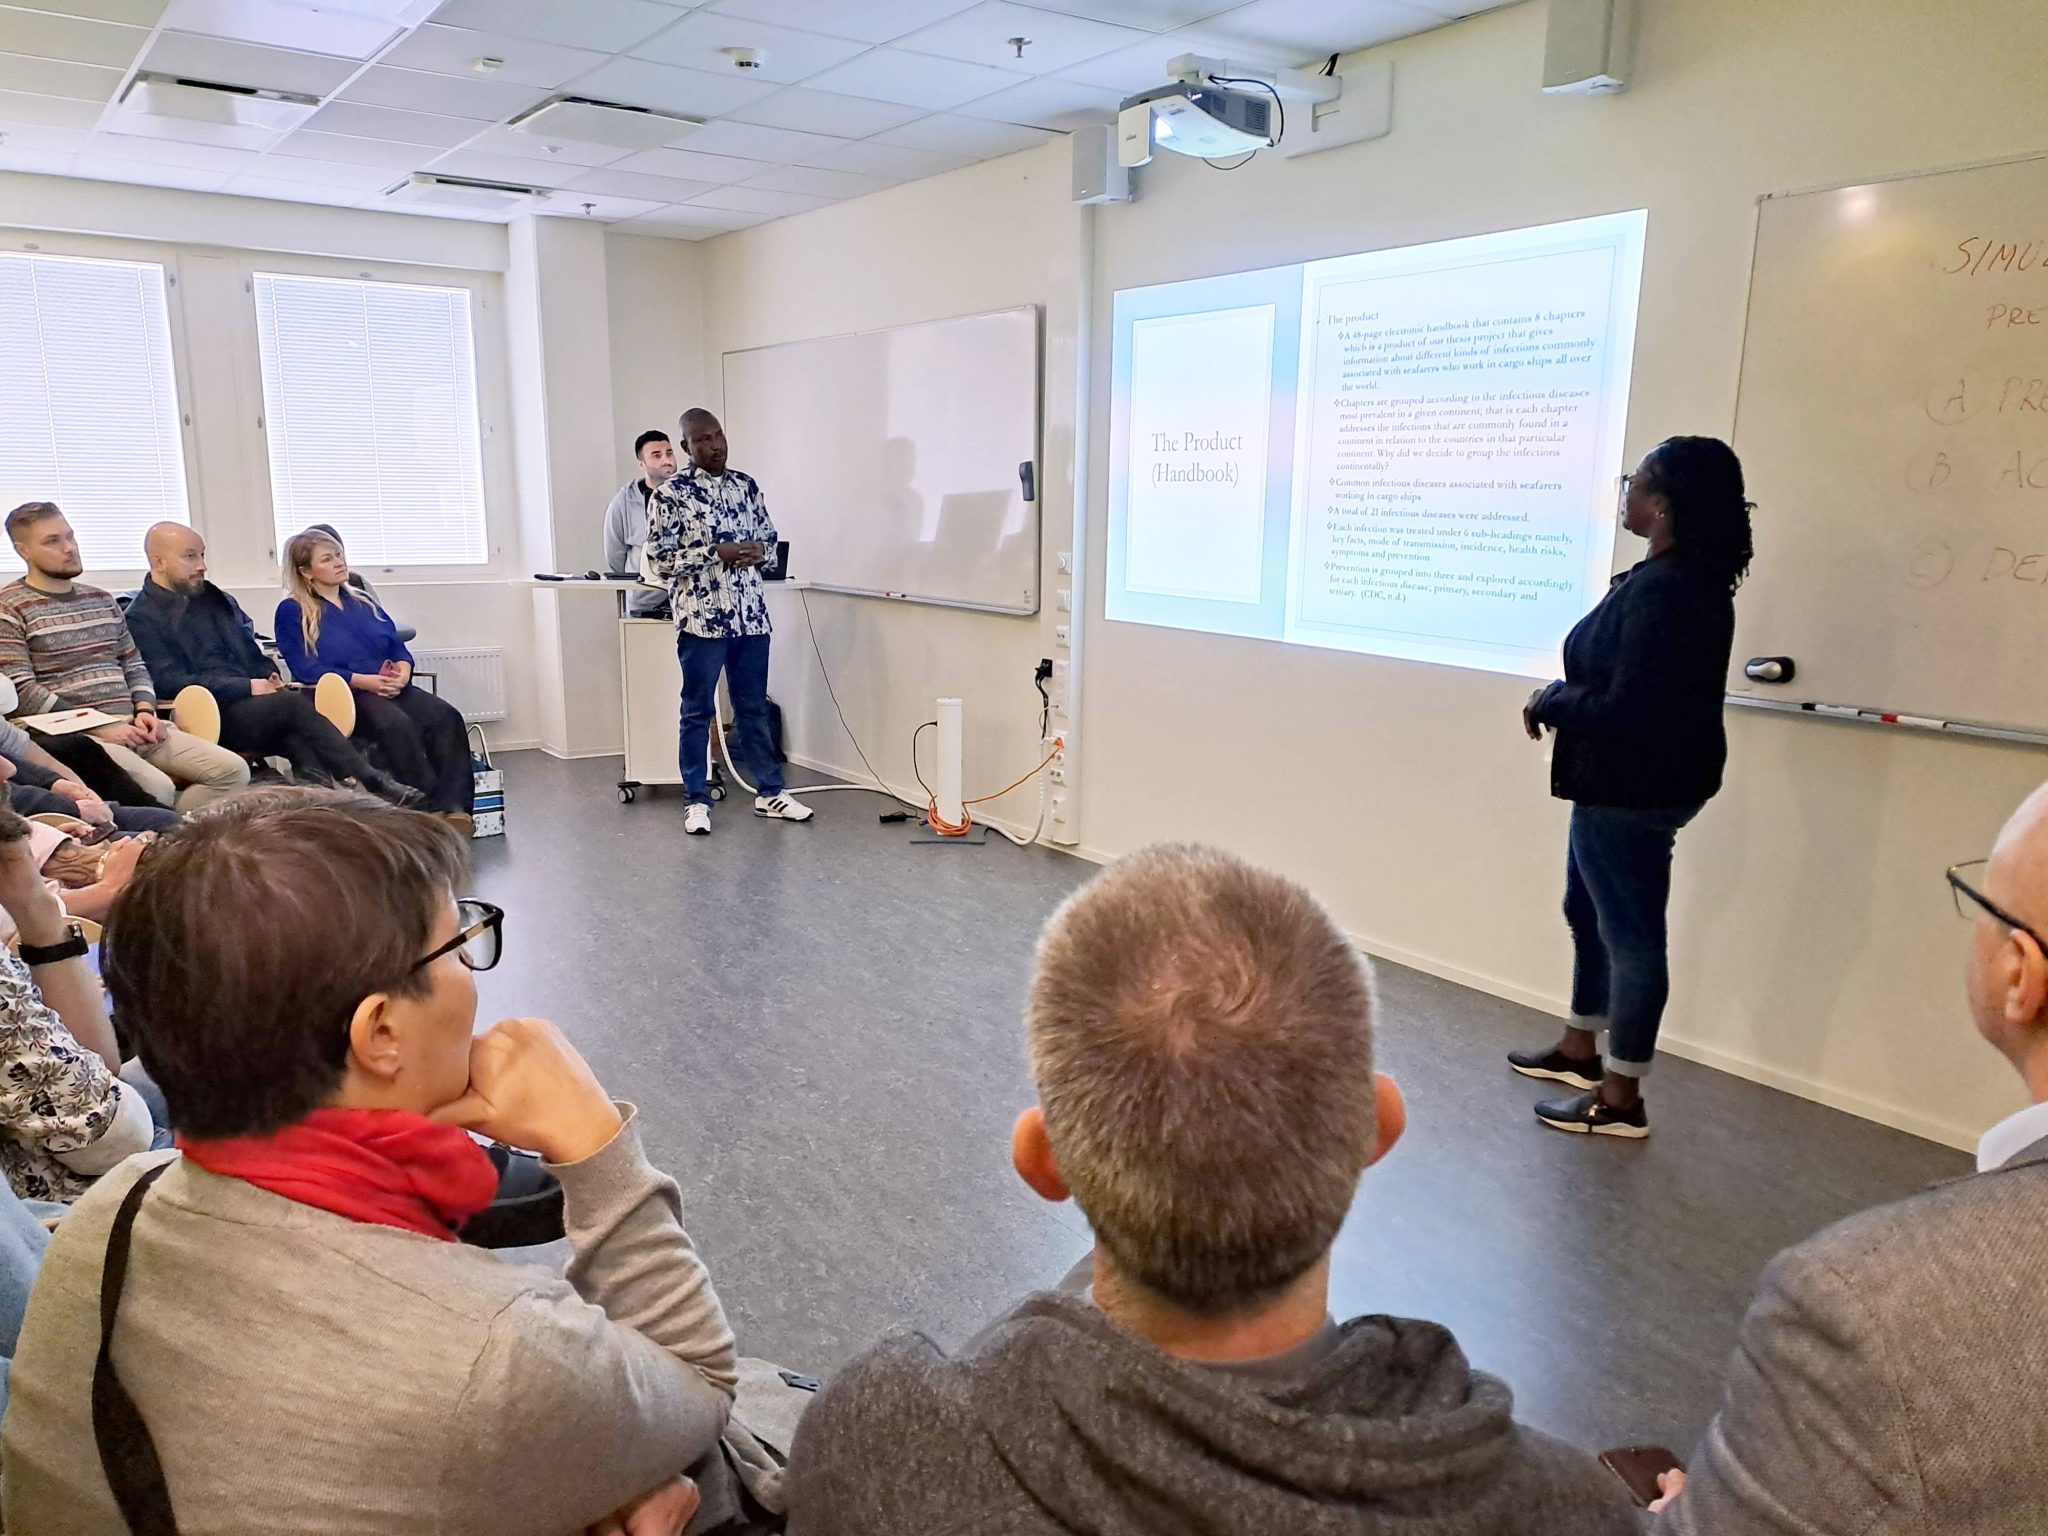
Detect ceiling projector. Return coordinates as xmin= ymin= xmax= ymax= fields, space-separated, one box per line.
xmin=1119 ymin=80 xmax=1273 ymax=164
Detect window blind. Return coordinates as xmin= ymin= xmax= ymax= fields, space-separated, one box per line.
xmin=253 ymin=271 xmax=489 ymax=567
xmin=0 ymin=251 xmax=190 ymax=571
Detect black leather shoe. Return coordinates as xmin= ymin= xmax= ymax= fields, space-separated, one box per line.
xmin=1507 ymin=1045 xmax=1603 ymax=1091
xmin=457 ymin=1144 xmax=566 ymax=1248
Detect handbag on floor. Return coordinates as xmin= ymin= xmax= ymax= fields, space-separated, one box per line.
xmin=469 ymin=726 xmax=505 ymax=839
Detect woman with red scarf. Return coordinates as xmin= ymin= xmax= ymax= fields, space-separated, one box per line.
xmin=1 ymin=789 xmax=734 ymax=1536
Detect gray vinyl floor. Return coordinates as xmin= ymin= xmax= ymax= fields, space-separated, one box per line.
xmin=472 ymin=750 xmax=1969 ymax=1456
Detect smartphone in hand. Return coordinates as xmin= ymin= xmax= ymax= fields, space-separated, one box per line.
xmin=1600 ymin=1446 xmax=1682 ymax=1507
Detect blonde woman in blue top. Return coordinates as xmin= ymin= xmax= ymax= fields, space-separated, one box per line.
xmin=275 ymin=530 xmax=474 ymax=830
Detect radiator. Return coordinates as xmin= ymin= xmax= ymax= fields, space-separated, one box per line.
xmin=412 ymin=647 xmax=507 ymax=724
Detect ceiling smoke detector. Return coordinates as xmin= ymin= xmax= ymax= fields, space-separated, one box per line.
xmin=723 ymin=46 xmax=765 ymax=70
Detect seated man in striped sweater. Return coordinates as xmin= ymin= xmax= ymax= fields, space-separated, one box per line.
xmin=0 ymin=503 xmax=247 ymax=813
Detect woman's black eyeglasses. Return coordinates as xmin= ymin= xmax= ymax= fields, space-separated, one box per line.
xmin=412 ymin=898 xmax=504 ymax=974
xmin=1946 ymin=861 xmax=2046 ymax=951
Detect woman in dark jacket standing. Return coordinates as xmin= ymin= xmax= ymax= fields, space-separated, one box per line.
xmin=1512 ymin=436 xmax=1754 ymax=1138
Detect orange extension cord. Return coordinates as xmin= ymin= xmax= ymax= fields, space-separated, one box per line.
xmin=926 ymin=737 xmax=1064 ymax=837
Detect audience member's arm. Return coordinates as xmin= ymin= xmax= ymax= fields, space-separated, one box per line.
xmin=111 ymin=612 xmax=158 ymax=719
xmin=0 ymin=829 xmax=118 ymax=1070
xmin=0 ymin=718 xmax=63 ymax=791
xmin=0 ymin=603 xmax=59 ymax=717
xmin=432 ymin=1018 xmax=737 ymax=1532
xmin=127 ymin=600 xmax=249 ymax=703
xmin=272 ymin=607 xmax=333 ymax=685
xmin=0 ymin=956 xmax=152 ymax=1173
xmin=1659 ymin=1243 xmax=1914 ymax=1536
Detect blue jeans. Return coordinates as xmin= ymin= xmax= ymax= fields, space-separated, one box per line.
xmin=1564 ymin=802 xmax=1702 ymax=1078
xmin=0 ymin=1178 xmax=52 ymax=1420
xmin=678 ymin=632 xmax=783 ymax=806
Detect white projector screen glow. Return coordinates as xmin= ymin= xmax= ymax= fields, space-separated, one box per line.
xmin=1106 ymin=211 xmax=1648 ymax=678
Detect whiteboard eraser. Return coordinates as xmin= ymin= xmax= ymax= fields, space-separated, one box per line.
xmin=1744 ymin=657 xmax=1796 ymax=683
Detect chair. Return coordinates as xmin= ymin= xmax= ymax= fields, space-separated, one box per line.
xmin=313 ymin=673 xmax=356 ymax=737
xmin=169 ymin=685 xmax=222 ymax=745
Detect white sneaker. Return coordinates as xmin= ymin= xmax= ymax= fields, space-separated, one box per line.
xmin=754 ymin=793 xmax=813 ymax=822
xmin=684 ymin=804 xmax=711 ymax=835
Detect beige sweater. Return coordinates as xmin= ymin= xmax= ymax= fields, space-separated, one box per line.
xmin=0 ymin=1107 xmax=736 ymax=1535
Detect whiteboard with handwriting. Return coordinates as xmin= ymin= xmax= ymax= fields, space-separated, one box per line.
xmin=1729 ymin=155 xmax=2048 ymax=731
xmin=720 ymin=306 xmax=1041 ymax=615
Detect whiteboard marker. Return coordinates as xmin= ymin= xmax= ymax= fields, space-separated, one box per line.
xmin=1810 ymin=703 xmax=1861 ymax=719
xmin=1881 ymin=713 xmax=1947 ymax=730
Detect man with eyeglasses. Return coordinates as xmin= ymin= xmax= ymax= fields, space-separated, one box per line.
xmin=1651 ymin=783 xmax=2048 ymax=1534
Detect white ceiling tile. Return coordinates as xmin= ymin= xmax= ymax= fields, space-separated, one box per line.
xmin=339 ymin=63 xmax=545 ymax=118
xmin=243 ymin=150 xmax=395 ymax=186
xmin=4 ymin=0 xmax=169 ymax=25
xmin=76 ymin=134 xmax=252 ymax=167
xmin=702 ymin=0 xmax=978 ymax=45
xmin=955 ymin=73 xmax=1119 ymax=129
xmin=430 ymin=0 xmax=676 ymax=52
xmin=685 ymin=181 xmax=825 ymax=214
xmin=0 ymin=119 xmax=94 ymax=149
xmin=726 ymin=84 xmax=922 ymax=136
xmin=561 ymin=164 xmax=714 ymax=200
xmin=1193 ymin=0 xmax=1446 ymax=63
xmin=0 ymin=88 xmax=102 ymax=127
xmin=159 ymin=0 xmax=402 ymax=60
xmin=0 ymin=144 xmax=75 ymax=174
xmin=630 ymin=11 xmax=869 ymax=85
xmin=897 ymin=3 xmax=1150 ymax=74
xmin=68 ymin=152 xmax=233 ymax=190
xmin=872 ymin=111 xmax=1050 ymax=157
xmin=378 ymin=22 xmax=608 ymax=87
xmin=307 ymin=100 xmax=480 ymax=146
xmin=1409 ymin=0 xmax=1523 ymax=14
xmin=535 ymin=190 xmax=661 ymax=220
xmin=740 ymin=161 xmax=885 ymax=199
xmin=611 ymin=142 xmax=759 ymax=183
xmin=271 ymin=127 xmax=435 ymax=166
xmin=805 ymin=46 xmax=1025 ymax=110
xmin=677 ymin=117 xmax=845 ymax=164
xmin=1055 ymin=25 xmax=1273 ymax=90
xmin=426 ymin=145 xmax=578 ymax=184
xmin=141 ymin=32 xmax=362 ymax=94
xmin=0 ymin=52 xmax=121 ymax=100
xmin=221 ymin=174 xmax=377 ymax=205
xmin=621 ymin=205 xmax=771 ymax=237
xmin=0 ymin=8 xmax=146 ymax=67
xmin=455 ymin=122 xmax=632 ymax=166
xmin=798 ymin=136 xmax=966 ymax=179
xmin=1028 ymin=0 xmax=1250 ymax=27
xmin=572 ymin=56 xmax=779 ymax=118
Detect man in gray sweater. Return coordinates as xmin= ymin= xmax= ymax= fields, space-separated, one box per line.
xmin=786 ymin=845 xmax=1644 ymax=1536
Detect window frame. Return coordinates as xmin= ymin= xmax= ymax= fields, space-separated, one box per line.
xmin=250 ymin=264 xmax=496 ymax=578
xmin=0 ymin=235 xmax=200 ymax=580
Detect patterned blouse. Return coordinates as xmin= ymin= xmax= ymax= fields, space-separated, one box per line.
xmin=0 ymin=950 xmax=135 ymax=1202
xmin=645 ymin=465 xmax=781 ymax=640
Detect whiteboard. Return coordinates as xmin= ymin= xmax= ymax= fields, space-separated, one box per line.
xmin=720 ymin=306 xmax=1041 ymax=614
xmin=1729 ymin=155 xmax=2048 ymax=733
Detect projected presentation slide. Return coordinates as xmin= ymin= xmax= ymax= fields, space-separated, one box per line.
xmin=1105 ymin=211 xmax=1648 ymax=679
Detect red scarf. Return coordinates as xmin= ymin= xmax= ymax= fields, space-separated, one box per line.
xmin=178 ymin=1107 xmax=498 ymax=1241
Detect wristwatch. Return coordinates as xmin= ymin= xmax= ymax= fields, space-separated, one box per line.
xmin=18 ymin=923 xmax=89 ymax=966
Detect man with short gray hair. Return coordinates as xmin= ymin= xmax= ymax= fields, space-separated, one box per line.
xmin=786 ymin=845 xmax=1642 ymax=1535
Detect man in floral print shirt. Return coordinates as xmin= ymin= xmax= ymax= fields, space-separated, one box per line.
xmin=0 ymin=806 xmax=154 ymax=1203
xmin=646 ymin=408 xmax=814 ymax=836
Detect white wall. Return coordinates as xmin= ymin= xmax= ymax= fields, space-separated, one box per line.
xmin=685 ymin=0 xmax=2048 ymax=1148
xmin=697 ymin=154 xmax=1083 ymax=835
xmin=1075 ymin=0 xmax=2048 ymax=1149
xmin=607 ymin=234 xmax=708 ymax=453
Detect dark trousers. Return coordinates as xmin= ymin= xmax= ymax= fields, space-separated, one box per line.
xmin=7 ymin=783 xmax=180 ymax=833
xmin=352 ymin=686 xmax=472 ymax=815
xmin=678 ymin=632 xmax=782 ymax=806
xmin=219 ymin=691 xmax=375 ymax=787
xmin=27 ymin=731 xmax=159 ymax=807
xmin=1563 ymin=802 xmax=1702 ymax=1077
